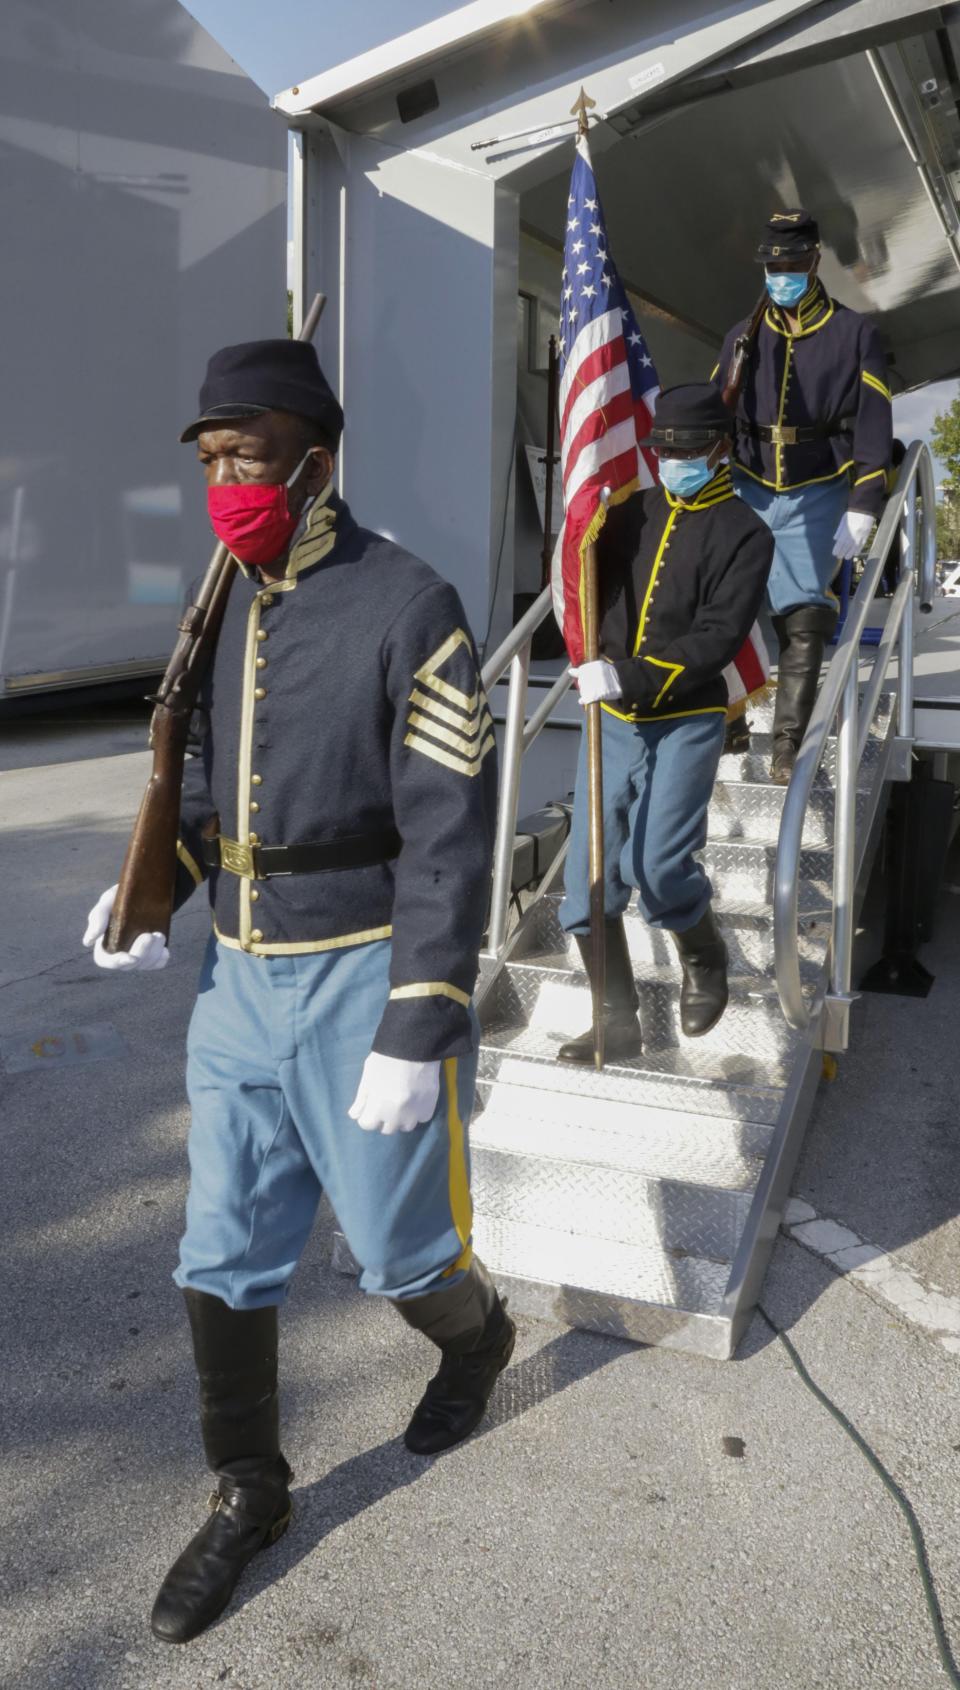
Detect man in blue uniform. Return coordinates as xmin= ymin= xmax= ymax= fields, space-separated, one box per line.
xmin=714 ymin=209 xmax=892 ymax=781
xmin=82 ymin=339 xmax=512 ymax=1643
xmin=557 ymin=385 xmax=774 ymax=1063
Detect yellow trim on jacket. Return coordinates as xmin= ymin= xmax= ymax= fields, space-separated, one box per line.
xmin=214 ymin=922 xmax=393 ymax=957
xmin=733 ymin=459 xmax=854 ymax=493
xmin=602 ymin=702 xmax=727 ymax=724
xmin=389 ymin=981 xmax=471 ymax=1007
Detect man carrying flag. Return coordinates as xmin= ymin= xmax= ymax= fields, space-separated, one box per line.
xmin=553 ymin=120 xmax=774 ymax=1064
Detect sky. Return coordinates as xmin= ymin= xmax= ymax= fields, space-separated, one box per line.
xmin=182 ymin=0 xmax=454 ymax=96
xmin=183 ymin=0 xmax=958 ymax=472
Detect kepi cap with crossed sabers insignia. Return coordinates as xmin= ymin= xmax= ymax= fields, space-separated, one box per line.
xmin=755 ymin=208 xmax=820 ymax=263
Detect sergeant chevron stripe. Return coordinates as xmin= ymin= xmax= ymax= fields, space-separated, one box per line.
xmin=405 ymin=628 xmax=495 ymax=777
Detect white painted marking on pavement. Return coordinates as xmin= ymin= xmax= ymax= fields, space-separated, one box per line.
xmin=783 ymin=1200 xmax=960 ymax=1357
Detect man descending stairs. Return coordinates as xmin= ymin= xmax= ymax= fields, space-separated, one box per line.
xmin=471 ymin=689 xmax=895 ymax=1358
xmin=558 ymin=383 xmax=774 ymax=1066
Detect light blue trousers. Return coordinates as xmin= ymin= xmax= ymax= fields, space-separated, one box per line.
xmin=175 ymin=937 xmax=477 ymax=1311
xmin=560 ymin=709 xmax=726 ymax=935
xmin=733 ymin=471 xmax=847 ymax=616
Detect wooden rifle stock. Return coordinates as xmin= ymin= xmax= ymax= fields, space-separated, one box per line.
xmin=721 ymin=290 xmax=767 ymax=412
xmin=106 ymin=294 xmax=326 ymax=953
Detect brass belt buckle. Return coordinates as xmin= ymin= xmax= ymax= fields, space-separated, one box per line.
xmin=770 ymin=424 xmax=797 ymax=447
xmin=219 ymin=835 xmax=256 ymax=878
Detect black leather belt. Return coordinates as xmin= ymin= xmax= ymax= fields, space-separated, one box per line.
xmin=745 ymin=421 xmax=833 ymax=446
xmin=202 ymin=827 xmax=402 ymax=880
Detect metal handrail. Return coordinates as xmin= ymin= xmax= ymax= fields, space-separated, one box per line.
xmin=773 ymin=441 xmax=937 ymax=1041
xmin=481 ymin=584 xmax=554 ymax=692
xmin=481 ymin=584 xmax=567 ymax=958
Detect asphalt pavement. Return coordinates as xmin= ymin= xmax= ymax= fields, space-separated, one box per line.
xmin=2 ymin=715 xmax=960 ymax=1690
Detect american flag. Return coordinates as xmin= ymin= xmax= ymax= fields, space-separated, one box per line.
xmin=554 ymin=129 xmax=659 ymax=665
xmin=553 ymin=128 xmax=769 ymax=706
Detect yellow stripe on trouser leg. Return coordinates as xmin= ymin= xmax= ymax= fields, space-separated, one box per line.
xmin=442 ymin=1056 xmax=474 ymax=1277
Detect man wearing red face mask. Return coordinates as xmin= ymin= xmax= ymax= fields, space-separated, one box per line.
xmin=82 ymin=340 xmax=511 ymax=1644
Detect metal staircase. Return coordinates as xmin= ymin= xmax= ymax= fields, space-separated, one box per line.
xmin=470 ymin=689 xmax=894 ymax=1358
xmin=467 ymin=441 xmax=937 ymax=1358
xmin=328 ymin=443 xmax=936 ymax=1357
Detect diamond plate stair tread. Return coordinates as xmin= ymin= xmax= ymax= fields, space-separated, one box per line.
xmin=472 ymin=1083 xmax=771 ymax=1186
xmin=503 ymin=956 xmax=813 ymax=1002
xmin=718 ymin=731 xmax=885 ymax=787
xmin=709 ymin=781 xmax=870 ymax=846
xmin=523 ymin=891 xmax=832 ymax=948
xmin=510 ymin=940 xmax=824 ymax=984
xmin=471 ymin=1215 xmax=731 ymax=1310
xmin=734 ymin=689 xmax=894 ymax=735
xmin=478 ymin=1027 xmax=790 ymax=1124
xmin=472 ymin=1145 xmax=752 ymax=1258
xmin=484 ymin=966 xmax=805 ymax=1071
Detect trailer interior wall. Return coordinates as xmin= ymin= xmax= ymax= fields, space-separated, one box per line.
xmin=0 ymin=0 xmax=286 ymax=695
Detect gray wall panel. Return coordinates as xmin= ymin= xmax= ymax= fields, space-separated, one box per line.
xmin=0 ymin=0 xmax=285 ymax=690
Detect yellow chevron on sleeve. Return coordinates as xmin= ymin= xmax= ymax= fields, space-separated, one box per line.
xmin=409 ymin=687 xmax=486 ymax=733
xmin=407 ymin=707 xmax=493 ymax=758
xmin=861 ymin=370 xmax=892 ymax=402
xmin=414 ymin=629 xmax=480 ymax=714
xmin=404 ymin=728 xmax=495 ymax=777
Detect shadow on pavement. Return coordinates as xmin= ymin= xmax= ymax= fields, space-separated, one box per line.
xmin=229 ymin=1324 xmax=629 ymax=1620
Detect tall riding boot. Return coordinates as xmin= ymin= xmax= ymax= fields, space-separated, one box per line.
xmin=150 ymin=1292 xmax=292 ymax=1645
xmin=394 ymin=1257 xmax=516 ymax=1456
xmin=770 ymin=605 xmax=838 ymax=784
xmin=670 ymin=905 xmax=729 ymax=1037
xmin=557 ymin=917 xmax=643 ymax=1065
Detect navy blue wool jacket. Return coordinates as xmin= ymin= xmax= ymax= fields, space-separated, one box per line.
xmin=596 ymin=466 xmax=774 ymax=720
xmin=173 ymin=491 xmax=498 ymax=1063
xmin=713 ymin=279 xmax=893 ymax=517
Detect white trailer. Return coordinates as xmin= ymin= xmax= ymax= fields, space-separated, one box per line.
xmin=0 ymin=0 xmax=285 ymax=700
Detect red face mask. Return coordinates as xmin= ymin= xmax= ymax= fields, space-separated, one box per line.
xmin=207 ymin=452 xmax=311 ymax=566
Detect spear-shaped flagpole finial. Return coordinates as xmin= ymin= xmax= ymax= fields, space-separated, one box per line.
xmin=570 ymin=86 xmax=596 ymax=138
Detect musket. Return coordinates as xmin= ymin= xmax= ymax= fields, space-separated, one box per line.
xmin=583 ymin=487 xmax=610 ymax=1071
xmin=106 ymin=291 xmax=326 ymax=953
xmin=721 ymin=290 xmax=768 ymax=413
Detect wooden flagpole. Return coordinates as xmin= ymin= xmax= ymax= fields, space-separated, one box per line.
xmin=571 ymin=88 xmax=606 ymax=1070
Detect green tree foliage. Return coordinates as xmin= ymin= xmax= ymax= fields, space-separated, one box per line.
xmin=931 ymin=395 xmax=960 ymax=560
xmin=286 ymin=290 xmax=294 ymax=337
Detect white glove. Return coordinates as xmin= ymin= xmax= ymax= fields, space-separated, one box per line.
xmin=82 ymin=884 xmax=170 ymax=973
xmin=832 ymin=510 xmax=874 ymax=560
xmin=348 ymin=1052 xmax=441 ymax=1135
xmin=570 ymin=659 xmax=623 ymax=706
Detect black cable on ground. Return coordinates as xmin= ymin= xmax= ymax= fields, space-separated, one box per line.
xmin=756 ymin=1305 xmax=960 ymax=1687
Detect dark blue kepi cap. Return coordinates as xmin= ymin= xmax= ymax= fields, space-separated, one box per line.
xmin=756 ymin=208 xmax=820 ymax=263
xmin=180 ymin=339 xmax=344 ymax=444
xmin=638 ymin=383 xmax=731 ymax=449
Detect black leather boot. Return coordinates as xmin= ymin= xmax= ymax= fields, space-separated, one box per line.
xmin=723 ymin=711 xmax=751 ymax=755
xmin=670 ymin=906 xmax=729 ymax=1037
xmin=557 ymin=918 xmax=643 ymax=1065
xmin=770 ymin=605 xmax=838 ymax=784
xmin=150 ymin=1293 xmax=292 ymax=1645
xmin=395 ymin=1258 xmax=516 ymax=1455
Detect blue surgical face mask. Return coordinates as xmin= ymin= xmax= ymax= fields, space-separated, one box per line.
xmin=765 ymin=269 xmax=810 ymax=307
xmin=658 ymin=455 xmax=715 ymax=498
